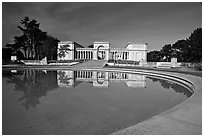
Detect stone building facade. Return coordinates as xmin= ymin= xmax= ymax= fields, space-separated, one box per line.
xmin=57 ymin=41 xmax=147 ymax=62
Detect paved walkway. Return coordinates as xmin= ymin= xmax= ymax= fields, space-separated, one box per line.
xmin=71 ymin=60 xmax=107 ymax=68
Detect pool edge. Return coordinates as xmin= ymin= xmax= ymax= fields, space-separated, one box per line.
xmin=108 ymin=69 xmax=202 ymax=135
xmin=69 ymin=67 xmax=201 ymax=135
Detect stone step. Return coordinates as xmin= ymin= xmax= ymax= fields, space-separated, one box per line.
xmin=72 ymin=60 xmax=107 ymax=68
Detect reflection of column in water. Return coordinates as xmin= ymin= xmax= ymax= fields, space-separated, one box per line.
xmin=109 ymin=72 xmax=127 ymax=80
xmin=57 ymin=70 xmax=74 ymax=87
xmin=125 ymin=73 xmax=146 ymax=88
xmin=75 ymin=71 xmax=93 ymax=82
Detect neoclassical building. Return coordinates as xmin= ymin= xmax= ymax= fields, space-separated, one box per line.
xmin=58 ymin=41 xmax=147 ymax=62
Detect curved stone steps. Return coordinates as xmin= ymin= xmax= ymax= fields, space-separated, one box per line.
xmin=72 ymin=60 xmax=107 ymax=68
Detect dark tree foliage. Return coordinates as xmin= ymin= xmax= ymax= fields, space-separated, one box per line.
xmin=88 ymin=44 xmax=94 ymax=48
xmin=172 ymin=39 xmax=189 ymax=62
xmin=17 ymin=16 xmax=47 ymax=59
xmin=147 ymin=27 xmax=202 ymax=62
xmin=41 ymin=35 xmax=60 ymax=60
xmin=2 ymin=48 xmax=13 ymax=63
xmin=147 ymin=50 xmax=163 ymax=62
xmin=58 ymin=44 xmax=71 ymax=58
xmin=187 ymin=28 xmax=202 ymax=62
xmin=160 ymin=44 xmax=172 ymax=62
xmin=6 ymin=16 xmax=59 ymax=60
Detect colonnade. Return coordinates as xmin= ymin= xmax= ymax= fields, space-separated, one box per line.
xmin=75 ymin=50 xmax=93 ymax=60
xmin=74 ymin=48 xmax=145 ymax=61
xmin=110 ymin=50 xmax=129 ymax=60
xmin=75 ymin=49 xmax=130 ymax=60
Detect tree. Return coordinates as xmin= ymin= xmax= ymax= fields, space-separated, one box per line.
xmin=41 ymin=35 xmax=60 ymax=60
xmin=187 ymin=27 xmax=202 ymax=62
xmin=148 ymin=28 xmax=202 ymax=63
xmin=2 ymin=47 xmax=13 ymax=63
xmin=172 ymin=39 xmax=189 ymax=62
xmin=88 ymin=44 xmax=94 ymax=48
xmin=160 ymin=44 xmax=172 ymax=62
xmin=58 ymin=44 xmax=71 ymax=59
xmin=6 ymin=16 xmax=60 ymax=60
xmin=17 ymin=16 xmax=47 ymax=59
xmin=13 ymin=34 xmax=28 ymax=57
xmin=147 ymin=50 xmax=163 ymax=62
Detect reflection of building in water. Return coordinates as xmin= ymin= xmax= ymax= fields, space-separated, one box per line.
xmin=125 ymin=73 xmax=146 ymax=88
xmin=108 ymin=72 xmax=146 ymax=88
xmin=92 ymin=71 xmax=109 ymax=87
xmin=57 ymin=70 xmax=146 ymax=88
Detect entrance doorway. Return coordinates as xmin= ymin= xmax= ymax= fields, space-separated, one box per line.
xmin=97 ymin=46 xmax=106 ymax=60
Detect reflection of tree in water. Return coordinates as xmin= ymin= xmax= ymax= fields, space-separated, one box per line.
xmin=3 ymin=70 xmax=58 ymax=110
xmin=170 ymin=83 xmax=192 ymax=98
xmin=148 ymin=77 xmax=192 ymax=97
xmin=58 ymin=71 xmax=71 ymax=85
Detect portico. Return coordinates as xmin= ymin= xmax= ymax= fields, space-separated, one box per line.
xmin=57 ymin=41 xmax=147 ymax=63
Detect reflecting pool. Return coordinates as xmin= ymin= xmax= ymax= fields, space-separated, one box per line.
xmin=2 ymin=69 xmax=192 ymax=135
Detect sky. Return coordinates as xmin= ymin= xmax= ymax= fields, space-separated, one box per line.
xmin=2 ymin=2 xmax=202 ymax=51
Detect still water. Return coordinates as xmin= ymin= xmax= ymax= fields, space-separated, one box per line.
xmin=2 ymin=69 xmax=192 ymax=135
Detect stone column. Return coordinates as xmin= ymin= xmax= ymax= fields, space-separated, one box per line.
xmin=105 ymin=49 xmax=110 ymax=60
xmin=144 ymin=51 xmax=147 ymax=62
xmin=122 ymin=52 xmax=124 ymax=60
xmin=78 ymin=51 xmax=79 ymax=59
xmin=93 ymin=50 xmax=97 ymax=60
xmin=84 ymin=52 xmax=85 ymax=60
xmin=91 ymin=51 xmax=93 ymax=59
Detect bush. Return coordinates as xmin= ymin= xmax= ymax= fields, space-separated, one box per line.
xmin=194 ymin=63 xmax=202 ymax=71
